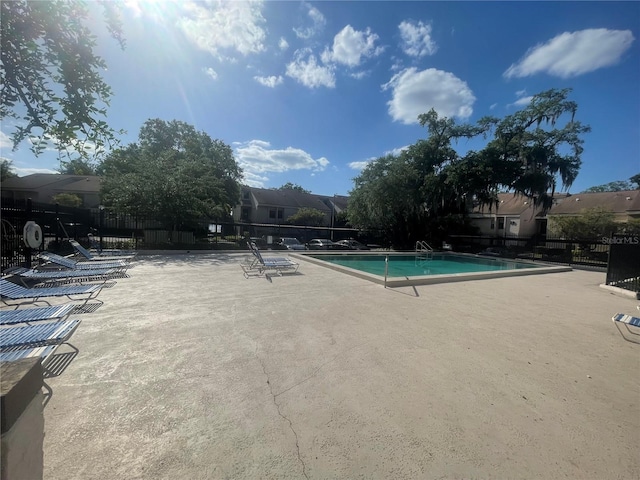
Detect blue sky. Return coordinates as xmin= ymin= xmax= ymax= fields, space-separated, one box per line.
xmin=2 ymin=1 xmax=639 ymax=196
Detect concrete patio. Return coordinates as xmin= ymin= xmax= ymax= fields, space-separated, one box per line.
xmin=42 ymin=253 xmax=639 ymax=479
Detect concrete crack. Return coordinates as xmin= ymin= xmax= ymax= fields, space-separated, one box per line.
xmin=255 ymin=346 xmax=309 ymax=479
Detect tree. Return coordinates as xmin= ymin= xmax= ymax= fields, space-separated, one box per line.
xmin=582 ymin=175 xmax=640 ymax=192
xmin=1 ymin=0 xmax=124 ymax=158
xmin=57 ymin=158 xmax=96 ymax=175
xmin=51 ymin=192 xmax=82 ymax=207
xmin=476 ymin=88 xmax=590 ymax=211
xmin=348 ymin=89 xmax=590 ymax=248
xmin=286 ymin=207 xmax=326 ymax=226
xmin=98 ymin=119 xmax=242 ymax=230
xmin=552 ymin=207 xmax=618 ymax=239
xmin=276 ymin=182 xmax=311 ymax=194
xmin=0 ymin=158 xmax=17 ymax=181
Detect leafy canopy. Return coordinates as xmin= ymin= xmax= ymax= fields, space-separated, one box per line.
xmin=582 ymin=174 xmax=640 ymax=192
xmin=51 ymin=192 xmax=83 ymax=208
xmin=98 ymin=119 xmax=243 ymax=230
xmin=286 ymin=207 xmax=326 ymax=226
xmin=276 ymin=182 xmax=311 ymax=194
xmin=348 ymin=88 xmax=590 ymax=248
xmin=1 ymin=0 xmax=124 ymax=158
xmin=0 ymin=159 xmax=18 ymax=182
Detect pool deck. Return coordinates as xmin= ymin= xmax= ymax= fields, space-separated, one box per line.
xmin=38 ymin=252 xmax=639 ymax=479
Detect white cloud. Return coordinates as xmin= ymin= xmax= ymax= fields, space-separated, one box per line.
xmin=293 ymin=4 xmax=326 ymax=39
xmin=348 ymin=160 xmax=371 ymax=171
xmin=385 ymin=145 xmax=410 ymax=157
xmin=254 ymin=75 xmax=283 ymax=87
xmin=279 ymin=37 xmax=289 ymax=51
xmin=382 ymin=67 xmax=475 ymax=123
xmin=13 ymin=166 xmax=59 ymax=177
xmin=321 ymin=25 xmax=384 ymax=67
xmin=504 ymin=28 xmax=634 ymax=78
xmin=508 ymin=90 xmax=533 ymax=107
xmin=234 ymin=140 xmax=329 ymax=187
xmin=511 ymin=96 xmax=533 ymax=107
xmin=349 ymin=145 xmax=409 ymax=171
xmin=177 ymin=1 xmax=266 ymax=59
xmin=350 ymin=71 xmax=369 ymax=80
xmin=203 ymin=67 xmax=218 ymax=80
xmin=0 ymin=131 xmax=13 ymax=149
xmin=489 ymin=103 xmax=498 ymax=110
xmin=399 ymin=20 xmax=437 ymax=57
xmin=286 ymin=49 xmax=335 ymax=88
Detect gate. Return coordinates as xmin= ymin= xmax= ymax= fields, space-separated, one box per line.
xmin=605 ymin=235 xmax=640 ymax=297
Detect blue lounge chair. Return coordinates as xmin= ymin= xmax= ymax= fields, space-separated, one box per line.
xmin=0 ymin=279 xmax=108 ymax=307
xmin=0 ymin=319 xmax=81 ymax=349
xmin=69 ymin=239 xmax=136 ymax=261
xmin=0 ymin=304 xmax=77 ymax=325
xmin=38 ymin=252 xmax=129 ymax=270
xmin=8 ymin=266 xmax=126 ymax=285
xmin=0 ymin=345 xmax=58 ymax=363
xmin=612 ymin=311 xmax=640 ymax=343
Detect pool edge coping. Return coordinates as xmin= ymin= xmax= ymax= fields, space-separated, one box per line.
xmin=290 ymin=252 xmax=573 ymax=287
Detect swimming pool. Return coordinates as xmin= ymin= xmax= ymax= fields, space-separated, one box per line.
xmin=295 ymin=252 xmax=571 ymax=287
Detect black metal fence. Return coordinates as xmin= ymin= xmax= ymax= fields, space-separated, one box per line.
xmin=1 ymin=200 xmax=376 ymax=271
xmin=605 ymin=235 xmax=640 ymax=297
xmin=447 ymin=234 xmax=610 ymax=268
xmin=1 ymin=198 xmax=95 ymax=271
xmin=4 ymin=198 xmax=632 ymax=277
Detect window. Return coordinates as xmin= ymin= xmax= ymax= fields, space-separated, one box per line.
xmin=243 ymin=190 xmax=250 ymax=200
xmin=241 ymin=207 xmax=250 ymax=221
xmin=269 ymin=208 xmax=284 ymax=220
xmin=498 ymin=217 xmax=505 ymax=230
xmin=490 ymin=219 xmax=495 ymax=230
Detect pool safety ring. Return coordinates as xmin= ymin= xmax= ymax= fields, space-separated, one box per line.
xmin=23 ymin=221 xmax=43 ymax=249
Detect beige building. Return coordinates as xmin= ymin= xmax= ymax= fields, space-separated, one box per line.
xmin=468 ymin=193 xmax=554 ymax=238
xmin=546 ymin=190 xmax=640 ymax=236
xmin=1 ymin=174 xmax=102 ymax=208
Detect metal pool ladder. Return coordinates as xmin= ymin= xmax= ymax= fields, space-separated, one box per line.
xmin=415 ymin=241 xmax=434 ymax=261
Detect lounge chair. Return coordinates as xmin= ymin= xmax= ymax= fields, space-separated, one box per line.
xmin=0 ymin=319 xmax=81 ymax=368
xmin=612 ymin=311 xmax=640 ymax=343
xmin=38 ymin=252 xmax=129 ymax=270
xmin=7 ymin=266 xmax=127 ymax=285
xmin=241 ymin=242 xmax=299 ymax=278
xmin=0 ymin=279 xmax=109 ymax=307
xmin=0 ymin=304 xmax=77 ymax=325
xmin=69 ymin=239 xmax=136 ymax=261
xmin=0 ymin=319 xmax=81 ymax=350
xmin=0 ymin=344 xmax=58 ymax=363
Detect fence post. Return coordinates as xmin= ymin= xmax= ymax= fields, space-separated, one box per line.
xmin=99 ymin=206 xmax=104 ymax=251
xmin=23 ymin=199 xmax=32 ymax=267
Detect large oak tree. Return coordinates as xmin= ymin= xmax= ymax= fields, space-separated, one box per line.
xmin=348 ymin=89 xmax=591 ymax=248
xmin=98 ymin=119 xmax=243 ymax=230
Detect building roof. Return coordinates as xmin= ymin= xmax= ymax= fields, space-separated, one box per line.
xmin=1 ymin=174 xmax=101 ymax=193
xmin=472 ymin=193 xmax=541 ymax=216
xmin=246 ymin=187 xmax=331 ymax=213
xmin=547 ymin=190 xmax=640 ymax=215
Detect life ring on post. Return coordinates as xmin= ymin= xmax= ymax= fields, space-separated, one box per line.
xmin=23 ymin=221 xmax=43 ymax=249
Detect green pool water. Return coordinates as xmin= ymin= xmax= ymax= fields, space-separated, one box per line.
xmin=306 ymin=253 xmax=540 ymax=278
